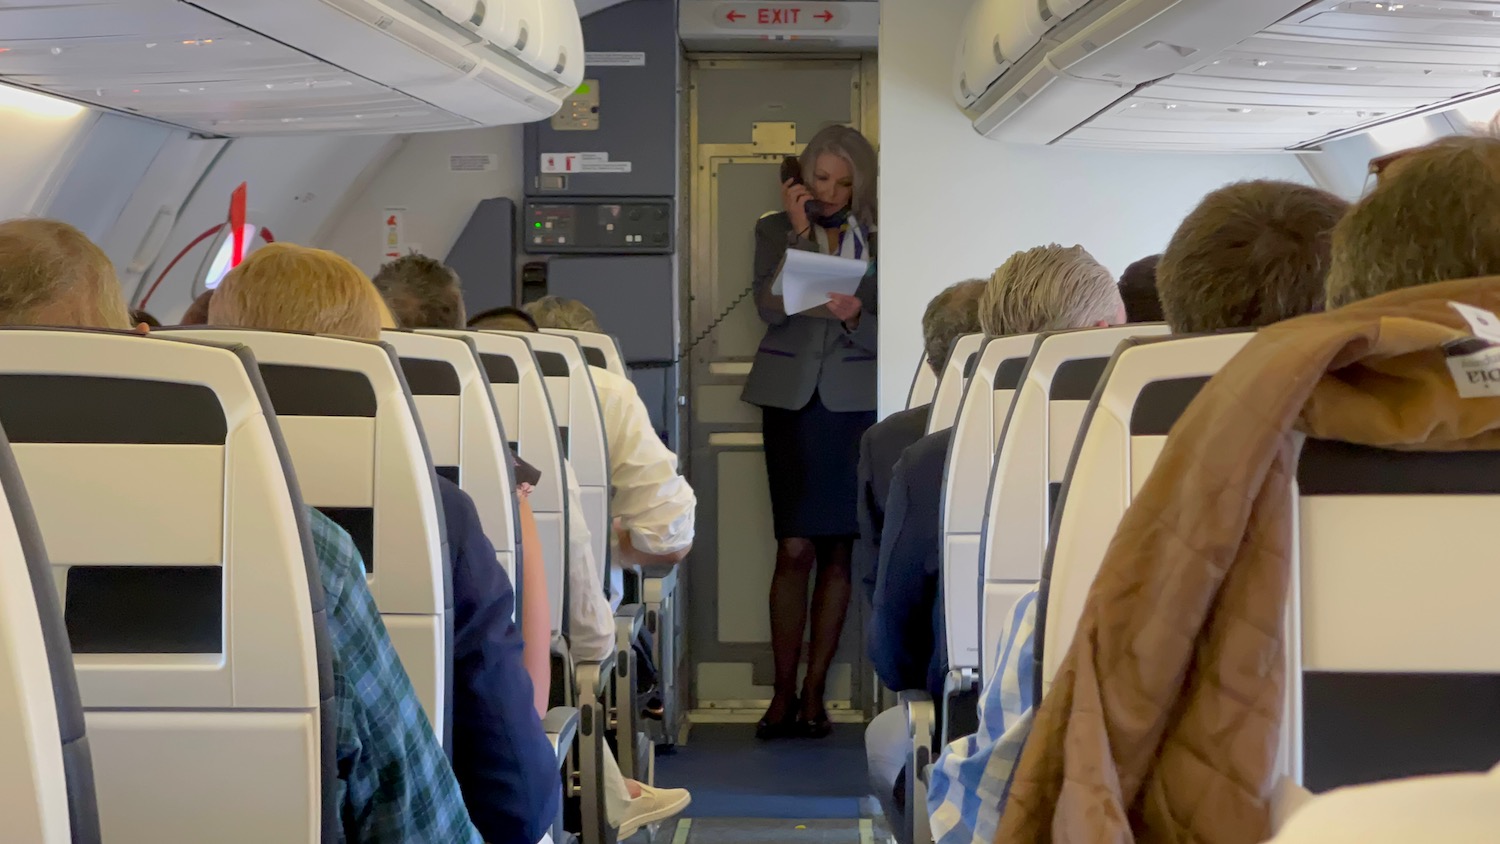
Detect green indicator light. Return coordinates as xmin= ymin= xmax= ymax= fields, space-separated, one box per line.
xmin=535 ymin=222 xmax=543 ymax=228
xmin=576 ymin=83 xmax=591 ymax=95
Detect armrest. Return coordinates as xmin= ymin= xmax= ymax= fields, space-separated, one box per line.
xmin=544 ymin=706 xmax=580 ymax=764
xmin=614 ymin=603 xmax=645 ymax=641
xmin=900 ymin=691 xmax=936 ymax=743
xmin=941 ymin=668 xmax=981 ymax=747
xmin=573 ymin=655 xmax=615 ymax=700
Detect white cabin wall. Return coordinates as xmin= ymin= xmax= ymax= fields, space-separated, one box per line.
xmin=318 ymin=126 xmax=526 ymax=278
xmin=876 ymin=0 xmax=1318 ymax=416
xmin=0 ymin=86 xmax=95 ymax=220
xmin=140 ymin=134 xmax=392 ymax=322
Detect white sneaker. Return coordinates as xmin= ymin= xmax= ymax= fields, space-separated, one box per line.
xmin=616 ymin=783 xmax=691 ymax=840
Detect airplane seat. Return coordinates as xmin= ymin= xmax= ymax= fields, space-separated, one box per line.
xmin=164 ymin=328 xmax=452 ymax=750
xmin=978 ymin=324 xmax=1167 ymax=686
xmin=0 ymin=413 xmax=100 ymax=844
xmin=421 ymin=330 xmax=617 ymax=844
xmin=0 ymin=328 xmax=331 ymax=843
xmin=926 ymin=333 xmax=984 ymax=434
xmin=512 ymin=332 xmax=612 ymax=597
xmin=381 ymin=331 xmax=521 ymax=595
xmin=1037 ymin=332 xmax=1252 ymax=703
xmin=543 ymin=328 xmax=628 ymax=378
xmin=425 ymin=330 xmax=571 ymax=636
xmin=905 ymin=355 xmax=938 ymax=410
xmin=1287 ymin=438 xmax=1500 ymax=792
xmin=939 ymin=333 xmax=1038 ymax=717
xmin=515 ymin=333 xmax=653 ymax=788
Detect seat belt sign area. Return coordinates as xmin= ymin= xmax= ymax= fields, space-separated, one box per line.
xmin=715 ymin=2 xmax=844 ymax=29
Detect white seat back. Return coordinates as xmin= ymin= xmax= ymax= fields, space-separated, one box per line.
xmin=927 ymin=333 xmax=983 ymax=434
xmin=906 ymin=356 xmax=938 ymax=410
xmin=0 ymin=329 xmax=329 ymax=844
xmin=167 ymin=328 xmax=450 ymax=747
xmin=977 ymin=324 xmax=1168 ymax=679
xmin=1286 ymin=439 xmax=1500 ymax=791
xmin=1038 ymin=332 xmax=1252 ymax=699
xmin=0 ymin=419 xmax=90 ymax=844
xmin=515 ymin=332 xmax=611 ymax=591
xmin=543 ymin=328 xmax=627 ymax=378
xmin=426 ymin=329 xmax=571 ymax=634
xmin=382 ymin=331 xmax=520 ymax=597
xmin=939 ymin=333 xmax=1036 ymax=676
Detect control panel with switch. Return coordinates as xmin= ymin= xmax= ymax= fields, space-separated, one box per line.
xmin=523 ymin=198 xmax=673 ymax=254
xmin=551 ymin=80 xmax=600 ymax=131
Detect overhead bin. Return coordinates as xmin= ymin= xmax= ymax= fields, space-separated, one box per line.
xmin=0 ymin=0 xmax=584 ymax=136
xmin=958 ymin=0 xmax=1500 ymax=151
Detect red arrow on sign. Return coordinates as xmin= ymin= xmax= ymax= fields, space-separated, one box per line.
xmin=726 ymin=9 xmax=745 ymax=20
xmin=815 ymin=10 xmax=833 ymax=21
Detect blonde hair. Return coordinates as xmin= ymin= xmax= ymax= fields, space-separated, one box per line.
xmin=1159 ymin=180 xmax=1347 ymax=333
xmin=208 ymin=243 xmax=382 ymax=340
xmin=800 ymin=125 xmax=878 ymax=229
xmin=979 ymin=244 xmax=1121 ymax=336
xmin=1327 ymin=135 xmax=1500 ymax=307
xmin=0 ymin=218 xmax=131 ymax=329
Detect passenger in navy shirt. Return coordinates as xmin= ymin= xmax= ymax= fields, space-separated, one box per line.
xmin=438 ymin=476 xmax=559 ymax=844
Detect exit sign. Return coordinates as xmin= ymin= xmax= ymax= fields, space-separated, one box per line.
xmin=715 ymin=2 xmax=844 ymax=29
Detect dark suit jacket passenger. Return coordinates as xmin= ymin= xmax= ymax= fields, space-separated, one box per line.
xmin=868 ymin=428 xmax=952 ymax=700
xmin=856 ymin=403 xmax=933 ymax=603
xmin=741 ymin=211 xmax=878 ymax=413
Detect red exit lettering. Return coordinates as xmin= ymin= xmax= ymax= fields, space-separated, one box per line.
xmin=757 ymin=7 xmax=800 ymax=24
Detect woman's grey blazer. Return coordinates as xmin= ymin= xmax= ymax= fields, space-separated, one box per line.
xmin=740 ymin=212 xmax=878 ymax=413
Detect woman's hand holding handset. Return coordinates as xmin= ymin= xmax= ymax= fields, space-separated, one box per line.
xmin=782 ymin=178 xmax=814 ymax=238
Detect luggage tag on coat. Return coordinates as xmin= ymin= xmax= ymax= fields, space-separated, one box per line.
xmin=1449 ymin=302 xmax=1500 ymax=344
xmin=1444 ymin=336 xmax=1500 ymax=399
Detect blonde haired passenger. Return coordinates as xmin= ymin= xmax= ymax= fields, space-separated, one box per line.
xmin=0 ymin=218 xmax=132 ymax=329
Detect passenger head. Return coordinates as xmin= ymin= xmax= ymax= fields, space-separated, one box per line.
xmin=798 ymin=124 xmax=879 ymax=228
xmin=1118 ymin=255 xmax=1164 ymax=323
xmin=371 ymin=253 xmax=464 ymax=329
xmin=468 ymin=306 xmax=539 ymax=332
xmin=921 ymin=280 xmax=985 ymax=374
xmin=525 ymin=296 xmax=603 ymax=333
xmin=0 ymin=218 xmax=131 ymax=329
xmin=1327 ymin=136 xmax=1500 ymax=307
xmin=979 ymin=244 xmax=1123 ymax=335
xmin=208 ymin=242 xmax=381 ymax=341
xmin=1158 ymin=180 xmax=1347 ymax=333
xmin=179 ymin=289 xmax=214 ymax=325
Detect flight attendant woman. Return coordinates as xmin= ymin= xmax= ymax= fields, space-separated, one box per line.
xmin=742 ymin=125 xmax=878 ymax=739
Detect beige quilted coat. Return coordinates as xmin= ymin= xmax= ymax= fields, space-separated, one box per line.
xmin=996 ymin=276 xmax=1500 ymax=844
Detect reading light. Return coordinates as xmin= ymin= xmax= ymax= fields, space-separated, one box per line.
xmin=0 ymin=82 xmax=85 ymax=119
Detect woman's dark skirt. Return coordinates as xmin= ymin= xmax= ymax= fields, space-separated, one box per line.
xmin=762 ymin=391 xmax=876 ymax=540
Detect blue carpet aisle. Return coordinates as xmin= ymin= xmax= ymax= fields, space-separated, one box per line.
xmin=653 ymin=724 xmax=871 ymax=819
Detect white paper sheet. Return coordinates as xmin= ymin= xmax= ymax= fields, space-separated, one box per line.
xmin=772 ymin=249 xmax=867 ymax=315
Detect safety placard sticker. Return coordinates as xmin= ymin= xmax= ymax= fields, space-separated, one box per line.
xmin=540 ymin=152 xmax=633 ymax=174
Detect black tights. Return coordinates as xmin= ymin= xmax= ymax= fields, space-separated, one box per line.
xmin=765 ymin=536 xmax=853 ymax=722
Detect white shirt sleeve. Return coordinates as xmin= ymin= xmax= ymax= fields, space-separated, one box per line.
xmin=593 ymin=368 xmax=697 ymax=556
xmin=563 ymin=459 xmax=615 ymax=663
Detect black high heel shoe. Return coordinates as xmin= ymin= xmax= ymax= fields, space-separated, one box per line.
xmin=755 ymin=697 xmax=799 ymax=740
xmin=797 ymin=705 xmax=832 ymax=739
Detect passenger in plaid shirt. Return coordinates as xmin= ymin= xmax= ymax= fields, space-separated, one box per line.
xmin=925 ymin=588 xmax=1037 ymax=844
xmin=310 ymin=509 xmax=482 ymax=843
